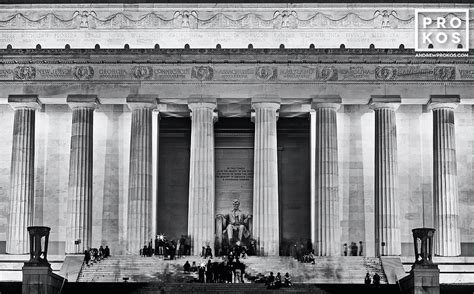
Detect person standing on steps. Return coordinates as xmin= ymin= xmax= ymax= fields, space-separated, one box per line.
xmin=373 ymin=272 xmax=381 ymax=287
xmin=364 ymin=272 xmax=371 ymax=285
xmin=359 ymin=241 xmax=364 ymax=256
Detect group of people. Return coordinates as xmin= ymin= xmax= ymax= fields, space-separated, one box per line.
xmin=83 ymin=245 xmax=111 ymax=266
xmin=253 ymin=272 xmax=292 ymax=289
xmin=141 ymin=234 xmax=192 ymax=259
xmin=183 ymin=250 xmax=247 ymax=283
xmin=364 ymin=272 xmax=381 ymax=286
xmin=343 ymin=241 xmax=364 ymax=256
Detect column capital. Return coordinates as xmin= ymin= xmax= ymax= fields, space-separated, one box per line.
xmin=188 ymin=102 xmax=217 ymax=111
xmin=126 ymin=95 xmax=158 ymax=110
xmin=187 ymin=96 xmax=217 ymax=105
xmin=311 ymin=95 xmax=342 ymax=111
xmin=251 ymin=96 xmax=281 ymax=108
xmin=428 ymin=95 xmax=460 ymax=111
xmin=8 ymin=95 xmax=41 ymax=110
xmin=188 ymin=102 xmax=218 ymax=123
xmin=67 ymin=95 xmax=100 ymax=110
xmin=369 ymin=95 xmax=401 ymax=111
xmin=251 ymin=102 xmax=280 ymax=123
xmin=251 ymin=102 xmax=281 ymax=111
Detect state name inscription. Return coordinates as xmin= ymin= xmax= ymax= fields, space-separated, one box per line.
xmin=216 ymin=167 xmax=253 ymax=181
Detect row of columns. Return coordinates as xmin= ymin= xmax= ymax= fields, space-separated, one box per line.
xmin=310 ymin=95 xmax=460 ymax=257
xmin=5 ymin=94 xmax=461 ymax=257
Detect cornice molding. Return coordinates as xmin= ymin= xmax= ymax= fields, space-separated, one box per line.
xmin=0 ymin=4 xmax=470 ymax=49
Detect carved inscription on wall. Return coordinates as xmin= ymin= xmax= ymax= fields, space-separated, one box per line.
xmin=216 ymin=167 xmax=253 ymax=182
xmin=215 ymin=148 xmax=253 ymax=216
xmin=0 ymin=63 xmax=470 ymax=82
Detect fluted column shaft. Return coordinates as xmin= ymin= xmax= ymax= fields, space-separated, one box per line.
xmin=252 ymin=102 xmax=280 ymax=256
xmin=127 ymin=101 xmax=155 ymax=254
xmin=65 ymin=97 xmax=98 ymax=254
xmin=430 ymin=98 xmax=461 ymax=256
xmin=187 ymin=102 xmax=217 ymax=256
xmin=6 ymin=96 xmax=41 ymax=254
xmin=370 ymin=98 xmax=401 ymax=256
xmin=312 ymin=102 xmax=340 ymax=256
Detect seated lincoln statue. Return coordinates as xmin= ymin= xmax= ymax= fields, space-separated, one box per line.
xmin=215 ymin=199 xmax=252 ymax=255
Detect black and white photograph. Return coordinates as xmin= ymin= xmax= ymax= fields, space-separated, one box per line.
xmin=0 ymin=0 xmax=472 ymax=293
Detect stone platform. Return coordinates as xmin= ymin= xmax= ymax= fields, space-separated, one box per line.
xmin=0 ymin=254 xmax=64 ymax=281
xmin=76 ymin=255 xmax=387 ymax=284
xmin=401 ymin=256 xmax=474 ymax=284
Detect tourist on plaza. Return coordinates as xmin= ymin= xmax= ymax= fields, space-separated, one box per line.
xmin=104 ymin=246 xmax=110 ymax=258
xmin=275 ymin=272 xmax=282 ymax=288
xmin=266 ymin=272 xmax=275 ymax=289
xmin=359 ymin=241 xmax=364 ymax=256
xmin=284 ymin=273 xmax=292 ymax=287
xmin=373 ymin=273 xmax=381 ymax=286
xmin=84 ymin=249 xmax=91 ymax=266
xmin=364 ymin=272 xmax=371 ymax=285
xmin=205 ymin=244 xmax=213 ymax=259
xmin=198 ymin=263 xmax=206 ymax=283
xmin=190 ymin=261 xmax=197 ymax=272
xmin=343 ymin=243 xmax=348 ymax=256
xmin=183 ymin=260 xmax=191 ymax=273
xmin=350 ymin=242 xmax=358 ymax=256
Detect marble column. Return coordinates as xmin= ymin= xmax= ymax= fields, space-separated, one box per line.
xmin=126 ymin=96 xmax=156 ymax=254
xmin=428 ymin=95 xmax=461 ymax=256
xmin=6 ymin=95 xmax=41 ymax=254
xmin=187 ymin=101 xmax=217 ymax=256
xmin=311 ymin=97 xmax=341 ymax=256
xmin=65 ymin=95 xmax=99 ymax=254
xmin=370 ymin=96 xmax=401 ymax=256
xmin=252 ymin=101 xmax=280 ymax=256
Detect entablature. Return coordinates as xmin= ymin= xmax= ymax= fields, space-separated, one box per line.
xmin=0 ymin=48 xmax=473 ymax=115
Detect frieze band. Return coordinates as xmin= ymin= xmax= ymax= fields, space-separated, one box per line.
xmin=2 ymin=64 xmax=463 ymax=82
xmin=0 ymin=9 xmax=416 ymax=30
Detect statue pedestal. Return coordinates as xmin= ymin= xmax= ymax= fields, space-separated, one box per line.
xmin=22 ymin=226 xmax=66 ymax=294
xmin=22 ymin=265 xmax=64 ymax=294
xmin=399 ymin=265 xmax=440 ymax=294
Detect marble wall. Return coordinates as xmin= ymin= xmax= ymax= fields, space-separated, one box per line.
xmin=0 ymin=104 xmax=473 ymax=256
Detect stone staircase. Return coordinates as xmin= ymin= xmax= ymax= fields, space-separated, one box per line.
xmin=77 ymin=255 xmax=204 ymax=283
xmin=244 ymin=256 xmax=387 ymax=284
xmin=77 ymin=255 xmax=388 ymax=285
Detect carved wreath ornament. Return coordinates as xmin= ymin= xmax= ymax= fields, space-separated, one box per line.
xmin=72 ymin=66 xmax=94 ymax=80
xmin=14 ymin=66 xmax=36 ymax=80
xmin=191 ymin=66 xmax=213 ymax=81
xmin=375 ymin=66 xmax=398 ymax=80
xmin=255 ymin=66 xmax=277 ymax=80
xmin=132 ymin=66 xmax=153 ymax=80
xmin=319 ymin=66 xmax=338 ymax=81
xmin=433 ymin=67 xmax=455 ymax=81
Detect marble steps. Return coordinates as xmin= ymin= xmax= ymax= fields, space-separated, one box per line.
xmin=78 ymin=256 xmax=388 ymax=285
xmin=144 ymin=283 xmax=324 ymax=293
xmin=78 ymin=256 xmax=203 ymax=283
xmin=243 ymin=256 xmax=388 ymax=284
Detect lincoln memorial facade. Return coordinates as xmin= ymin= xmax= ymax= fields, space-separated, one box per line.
xmin=0 ymin=2 xmax=473 ymax=259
